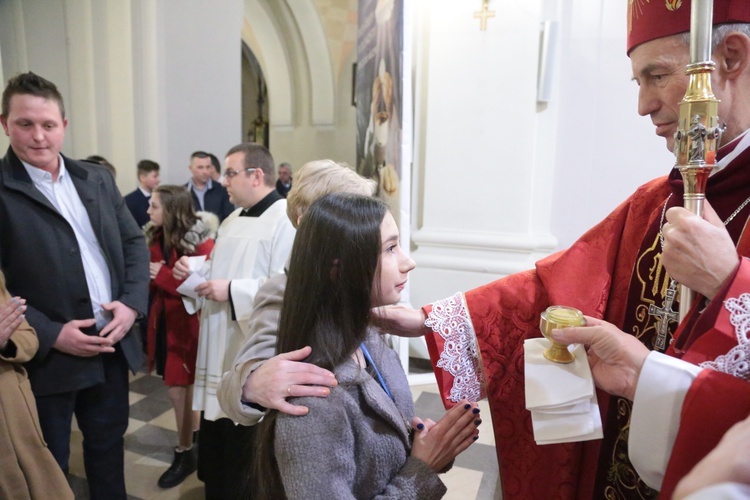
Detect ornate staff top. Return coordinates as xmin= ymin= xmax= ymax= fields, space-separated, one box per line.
xmin=675 ymin=0 xmax=724 ymax=319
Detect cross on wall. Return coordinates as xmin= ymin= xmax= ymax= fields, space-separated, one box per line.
xmin=474 ymin=0 xmax=496 ymax=31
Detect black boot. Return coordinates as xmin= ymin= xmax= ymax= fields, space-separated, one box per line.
xmin=158 ymin=446 xmax=197 ymax=488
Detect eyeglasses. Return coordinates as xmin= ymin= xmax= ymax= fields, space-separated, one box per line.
xmin=224 ymin=167 xmax=258 ymax=179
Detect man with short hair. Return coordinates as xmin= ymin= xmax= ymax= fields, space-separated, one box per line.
xmin=124 ymin=159 xmax=160 ymax=228
xmin=186 ymin=150 xmax=233 ymax=221
xmin=174 ymin=142 xmax=295 ymax=499
xmin=276 ymin=161 xmax=293 ymax=198
xmin=0 ymin=72 xmax=149 ymax=500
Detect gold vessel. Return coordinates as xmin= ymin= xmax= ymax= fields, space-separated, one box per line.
xmin=539 ymin=306 xmax=586 ymax=364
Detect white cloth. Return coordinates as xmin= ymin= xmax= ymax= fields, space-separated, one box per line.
xmin=524 ymin=338 xmax=603 ymax=445
xmin=22 ymin=158 xmax=113 ymax=330
xmin=629 ymin=351 xmax=702 ymax=490
xmin=192 ymin=202 xmax=295 ymax=420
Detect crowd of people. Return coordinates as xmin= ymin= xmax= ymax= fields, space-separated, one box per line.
xmin=2 ymin=1 xmax=750 ymax=499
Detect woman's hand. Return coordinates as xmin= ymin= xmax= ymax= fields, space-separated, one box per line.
xmin=149 ymin=260 xmax=165 ymax=280
xmin=410 ymin=400 xmax=481 ymax=472
xmin=0 ymin=297 xmax=26 ymax=351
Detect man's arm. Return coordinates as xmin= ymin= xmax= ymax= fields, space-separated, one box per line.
xmin=217 ymin=273 xmax=335 ymax=425
xmin=109 ymin=173 xmax=150 ymax=316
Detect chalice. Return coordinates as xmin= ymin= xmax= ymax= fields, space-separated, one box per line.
xmin=539 ymin=306 xmax=586 ymax=364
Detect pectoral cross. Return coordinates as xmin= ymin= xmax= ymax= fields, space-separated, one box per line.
xmin=648 ymin=279 xmax=680 ymax=351
xmin=474 ymin=0 xmax=495 ymax=31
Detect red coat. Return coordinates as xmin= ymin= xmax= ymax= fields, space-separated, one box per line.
xmin=148 ymin=234 xmax=214 ymax=386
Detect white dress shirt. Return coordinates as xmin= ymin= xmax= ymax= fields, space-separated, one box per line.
xmin=23 ymin=157 xmax=113 ymax=330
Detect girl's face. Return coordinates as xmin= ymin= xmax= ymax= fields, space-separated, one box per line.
xmin=372 ymin=212 xmax=415 ymax=307
xmin=147 ymin=192 xmax=164 ymax=227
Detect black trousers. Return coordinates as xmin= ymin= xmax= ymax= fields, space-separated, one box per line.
xmin=35 ymin=349 xmax=130 ymax=500
xmin=198 ymin=413 xmax=258 ymax=499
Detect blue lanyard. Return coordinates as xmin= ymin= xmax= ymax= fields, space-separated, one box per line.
xmin=359 ymin=343 xmax=393 ymax=401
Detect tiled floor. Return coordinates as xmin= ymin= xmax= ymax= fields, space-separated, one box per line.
xmin=67 ymin=368 xmax=502 ymax=499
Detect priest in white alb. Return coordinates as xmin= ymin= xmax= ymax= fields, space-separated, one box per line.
xmin=173 ymin=142 xmax=295 ymax=499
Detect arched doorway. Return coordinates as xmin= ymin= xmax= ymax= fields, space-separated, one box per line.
xmin=241 ymin=42 xmax=269 ymax=147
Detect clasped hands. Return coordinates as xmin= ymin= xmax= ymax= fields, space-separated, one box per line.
xmin=53 ymin=300 xmax=137 ymax=357
xmin=0 ymin=297 xmax=26 ymax=351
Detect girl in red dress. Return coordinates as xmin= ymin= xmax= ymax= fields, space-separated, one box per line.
xmin=145 ymin=185 xmax=217 ymax=488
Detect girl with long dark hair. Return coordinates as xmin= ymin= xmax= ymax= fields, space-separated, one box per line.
xmin=254 ymin=193 xmax=480 ymax=499
xmin=145 ymin=185 xmax=217 ymax=488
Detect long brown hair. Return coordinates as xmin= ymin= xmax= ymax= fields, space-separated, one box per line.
xmin=145 ymin=185 xmax=199 ymax=257
xmin=252 ymin=193 xmax=388 ymax=498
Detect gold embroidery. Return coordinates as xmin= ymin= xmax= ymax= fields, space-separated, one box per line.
xmin=606 ymin=399 xmax=658 ymax=499
xmin=631 ymin=232 xmax=671 ymax=344
xmin=666 ymin=0 xmax=683 ymax=12
xmin=628 ymin=0 xmax=652 ymax=34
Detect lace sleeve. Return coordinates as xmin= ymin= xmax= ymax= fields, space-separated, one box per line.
xmin=700 ymin=292 xmax=750 ymax=381
xmin=425 ymin=293 xmax=486 ymax=402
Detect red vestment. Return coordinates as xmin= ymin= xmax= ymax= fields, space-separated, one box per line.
xmin=656 ymin=258 xmax=750 ymax=497
xmin=424 ymin=141 xmax=750 ymax=499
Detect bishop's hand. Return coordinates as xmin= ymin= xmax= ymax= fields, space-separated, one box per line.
xmin=661 ymin=201 xmax=739 ymax=300
xmin=551 ymin=317 xmax=649 ymax=401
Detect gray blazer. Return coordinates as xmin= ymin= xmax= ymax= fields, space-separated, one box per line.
xmin=0 ymin=147 xmax=149 ymax=395
xmin=275 ymin=333 xmax=446 ymax=499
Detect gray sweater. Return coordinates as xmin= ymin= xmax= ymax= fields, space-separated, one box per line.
xmin=274 ymin=333 xmax=446 ymax=499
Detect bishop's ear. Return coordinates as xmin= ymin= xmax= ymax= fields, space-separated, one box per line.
xmin=715 ymin=31 xmax=750 ymax=79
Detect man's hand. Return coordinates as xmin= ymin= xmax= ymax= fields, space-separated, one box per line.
xmin=173 ymin=255 xmax=191 ymax=281
xmin=54 ymin=318 xmax=115 ymax=356
xmin=99 ymin=301 xmax=138 ymax=344
xmin=410 ymin=400 xmax=481 ymax=472
xmin=0 ymin=297 xmax=26 ymax=350
xmin=661 ymin=202 xmax=739 ymax=300
xmin=195 ymin=279 xmax=230 ymax=302
xmin=149 ymin=260 xmax=164 ymax=280
xmin=242 ymin=346 xmax=337 ymax=416
xmin=551 ymin=316 xmax=649 ymax=401
xmin=372 ymin=305 xmax=431 ymax=338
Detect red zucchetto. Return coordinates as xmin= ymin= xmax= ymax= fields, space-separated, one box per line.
xmin=627 ymin=0 xmax=750 ymax=54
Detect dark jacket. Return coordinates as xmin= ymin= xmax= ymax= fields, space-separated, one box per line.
xmin=0 ymin=147 xmax=149 ymax=396
xmin=124 ymin=188 xmax=150 ymax=228
xmin=187 ymin=180 xmax=234 ymax=221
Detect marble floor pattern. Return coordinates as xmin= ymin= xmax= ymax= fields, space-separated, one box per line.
xmin=67 ymin=367 xmax=502 ymax=499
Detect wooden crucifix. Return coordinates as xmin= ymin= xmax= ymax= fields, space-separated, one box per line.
xmin=474 ymin=0 xmax=495 ymax=31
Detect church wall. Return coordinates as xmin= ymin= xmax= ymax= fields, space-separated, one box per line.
xmin=408 ymin=0 xmax=674 ymax=310
xmin=149 ymin=0 xmax=243 ymax=186
xmin=0 ymin=0 xmax=243 ymax=192
xmin=242 ymin=0 xmax=358 ymax=174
